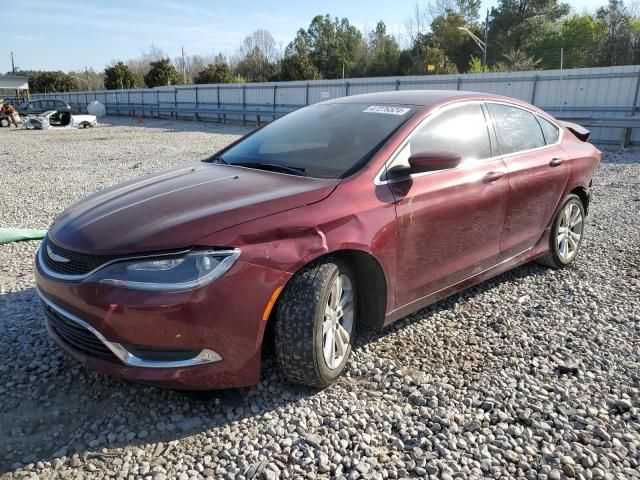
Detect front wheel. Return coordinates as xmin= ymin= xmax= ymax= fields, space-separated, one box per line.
xmin=536 ymin=194 xmax=585 ymax=268
xmin=274 ymin=259 xmax=356 ymax=388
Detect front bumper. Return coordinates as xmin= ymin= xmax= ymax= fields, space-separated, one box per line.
xmin=35 ymin=253 xmax=291 ymax=390
xmin=39 ymin=289 xmax=223 ymax=368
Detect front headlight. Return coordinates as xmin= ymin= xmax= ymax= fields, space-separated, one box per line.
xmin=86 ymin=249 xmax=240 ymax=291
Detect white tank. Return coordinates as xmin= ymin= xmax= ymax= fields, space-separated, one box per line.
xmin=86 ymin=101 xmax=106 ymax=117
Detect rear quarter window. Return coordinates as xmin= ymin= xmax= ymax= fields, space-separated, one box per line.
xmin=487 ymin=103 xmax=545 ymax=155
xmin=536 ymin=115 xmax=560 ymax=145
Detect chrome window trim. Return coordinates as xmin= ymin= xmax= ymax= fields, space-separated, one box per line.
xmin=374 ymin=99 xmax=564 ymax=186
xmin=37 ymin=286 xmax=222 ymax=368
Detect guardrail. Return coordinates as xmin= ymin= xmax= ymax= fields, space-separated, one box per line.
xmin=100 ymin=102 xmax=286 ymax=125
xmin=555 ymin=115 xmax=640 ymax=147
xmin=32 ymin=66 xmax=640 ymax=145
xmin=81 ymin=101 xmax=640 ymax=147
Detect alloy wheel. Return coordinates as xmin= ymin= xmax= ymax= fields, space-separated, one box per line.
xmin=322 ymin=273 xmax=354 ymax=370
xmin=557 ymin=202 xmax=583 ymax=262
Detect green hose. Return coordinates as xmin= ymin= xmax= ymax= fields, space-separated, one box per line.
xmin=0 ymin=228 xmax=47 ymax=245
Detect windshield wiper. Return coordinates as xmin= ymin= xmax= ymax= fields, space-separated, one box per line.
xmin=211 ymin=156 xmax=228 ymax=164
xmin=233 ymin=162 xmax=308 ymax=177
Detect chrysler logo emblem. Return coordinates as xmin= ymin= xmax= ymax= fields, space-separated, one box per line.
xmin=46 ymin=245 xmax=70 ymax=263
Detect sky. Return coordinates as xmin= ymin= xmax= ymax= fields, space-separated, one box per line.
xmin=3 ymin=0 xmax=613 ymax=73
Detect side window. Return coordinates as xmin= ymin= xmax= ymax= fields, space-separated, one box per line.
xmin=487 ymin=103 xmax=545 ymax=155
xmin=536 ymin=115 xmax=560 ymax=145
xmin=409 ymin=103 xmax=492 ymax=161
xmin=384 ymin=103 xmax=492 ymax=179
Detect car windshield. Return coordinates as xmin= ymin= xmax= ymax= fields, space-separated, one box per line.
xmin=207 ymin=103 xmax=416 ymax=179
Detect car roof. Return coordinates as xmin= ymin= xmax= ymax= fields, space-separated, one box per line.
xmin=321 ymin=89 xmax=523 ymax=108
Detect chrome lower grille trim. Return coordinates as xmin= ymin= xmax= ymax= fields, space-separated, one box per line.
xmin=37 ymin=287 xmax=222 ymax=368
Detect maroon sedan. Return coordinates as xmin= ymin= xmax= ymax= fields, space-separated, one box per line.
xmin=35 ymin=91 xmax=601 ymax=389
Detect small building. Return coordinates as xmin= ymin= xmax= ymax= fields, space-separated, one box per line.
xmin=0 ymin=75 xmax=30 ymax=103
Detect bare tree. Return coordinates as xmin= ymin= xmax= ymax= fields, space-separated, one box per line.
xmin=404 ymin=2 xmax=431 ymax=44
xmin=238 ymin=29 xmax=282 ymax=63
xmin=173 ymin=52 xmax=229 ymax=82
xmin=143 ymin=44 xmax=168 ymax=62
xmin=127 ymin=44 xmax=170 ymax=83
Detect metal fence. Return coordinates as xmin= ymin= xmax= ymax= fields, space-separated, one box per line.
xmin=33 ymin=65 xmax=640 ymax=145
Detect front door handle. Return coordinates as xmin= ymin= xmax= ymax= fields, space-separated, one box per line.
xmin=483 ymin=171 xmax=506 ymax=182
xmin=549 ymin=158 xmax=564 ymax=167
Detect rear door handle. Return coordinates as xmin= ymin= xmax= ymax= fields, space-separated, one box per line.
xmin=549 ymin=158 xmax=563 ymax=167
xmin=483 ymin=171 xmax=506 ymax=182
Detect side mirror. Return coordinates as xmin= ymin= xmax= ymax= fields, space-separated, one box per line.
xmin=408 ymin=151 xmax=461 ymax=173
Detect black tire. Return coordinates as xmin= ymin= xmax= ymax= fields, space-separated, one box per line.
xmin=274 ymin=259 xmax=356 ymax=388
xmin=536 ymin=193 xmax=585 ymax=269
xmin=0 ymin=117 xmax=9 ymax=128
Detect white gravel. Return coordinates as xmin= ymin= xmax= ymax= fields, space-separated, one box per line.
xmin=1 ymin=118 xmax=639 ymax=480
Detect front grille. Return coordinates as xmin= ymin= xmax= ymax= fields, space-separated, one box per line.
xmin=44 ymin=304 xmax=121 ymax=363
xmin=40 ymin=236 xmax=118 ymax=277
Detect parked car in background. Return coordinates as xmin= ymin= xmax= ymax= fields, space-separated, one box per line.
xmin=34 ymin=90 xmax=601 ymax=391
xmin=17 ymin=99 xmax=72 ymax=116
xmin=23 ymin=110 xmax=96 ymax=130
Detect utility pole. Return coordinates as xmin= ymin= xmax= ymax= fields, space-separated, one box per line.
xmin=85 ymin=66 xmax=90 ymax=91
xmin=559 ymin=47 xmax=564 ymax=114
xmin=483 ymin=9 xmax=489 ymax=71
xmin=181 ymin=46 xmax=187 ymax=84
xmin=11 ymin=51 xmax=15 ymax=74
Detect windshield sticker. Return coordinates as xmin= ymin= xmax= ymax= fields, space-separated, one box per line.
xmin=363 ymin=105 xmax=411 ymax=116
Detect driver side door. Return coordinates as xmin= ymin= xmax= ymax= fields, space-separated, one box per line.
xmin=386 ymin=102 xmax=510 ymax=308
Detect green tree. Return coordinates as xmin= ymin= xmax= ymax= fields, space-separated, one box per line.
xmin=399 ymin=33 xmax=459 ymax=75
xmin=494 ymin=49 xmax=542 ymax=71
xmin=596 ymin=0 xmax=634 ymax=66
xmin=236 ymin=47 xmax=278 ymax=82
xmin=194 ymin=63 xmax=234 ymax=84
xmin=467 ymin=55 xmax=484 ymax=72
xmin=431 ymin=11 xmax=482 ymax=72
xmin=489 ymin=0 xmax=570 ymax=62
xmin=143 ymin=59 xmax=180 ymax=87
xmin=301 ymin=14 xmax=365 ymax=79
xmin=364 ymin=22 xmax=402 ymax=76
xmin=104 ymin=62 xmax=139 ymax=89
xmin=277 ymin=31 xmax=321 ymax=80
xmin=28 ymin=71 xmax=80 ymax=93
xmin=531 ymin=15 xmax=604 ymax=68
xmin=456 ymin=0 xmax=482 ymax=22
xmin=234 ymin=30 xmax=280 ymax=82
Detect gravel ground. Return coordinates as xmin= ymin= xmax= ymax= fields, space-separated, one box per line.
xmin=0 ymin=118 xmax=639 ymax=480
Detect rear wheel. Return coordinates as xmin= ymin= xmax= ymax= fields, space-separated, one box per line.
xmin=274 ymin=259 xmax=356 ymax=388
xmin=536 ymin=194 xmax=585 ymax=268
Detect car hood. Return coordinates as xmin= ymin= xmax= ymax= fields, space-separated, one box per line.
xmin=49 ymin=163 xmax=339 ymax=255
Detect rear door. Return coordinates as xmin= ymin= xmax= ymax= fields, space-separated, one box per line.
xmin=485 ymin=103 xmax=570 ymax=258
xmin=55 ymin=100 xmax=69 ymax=112
xmin=385 ymin=102 xmax=510 ymax=307
xmin=25 ymin=101 xmax=41 ymax=114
